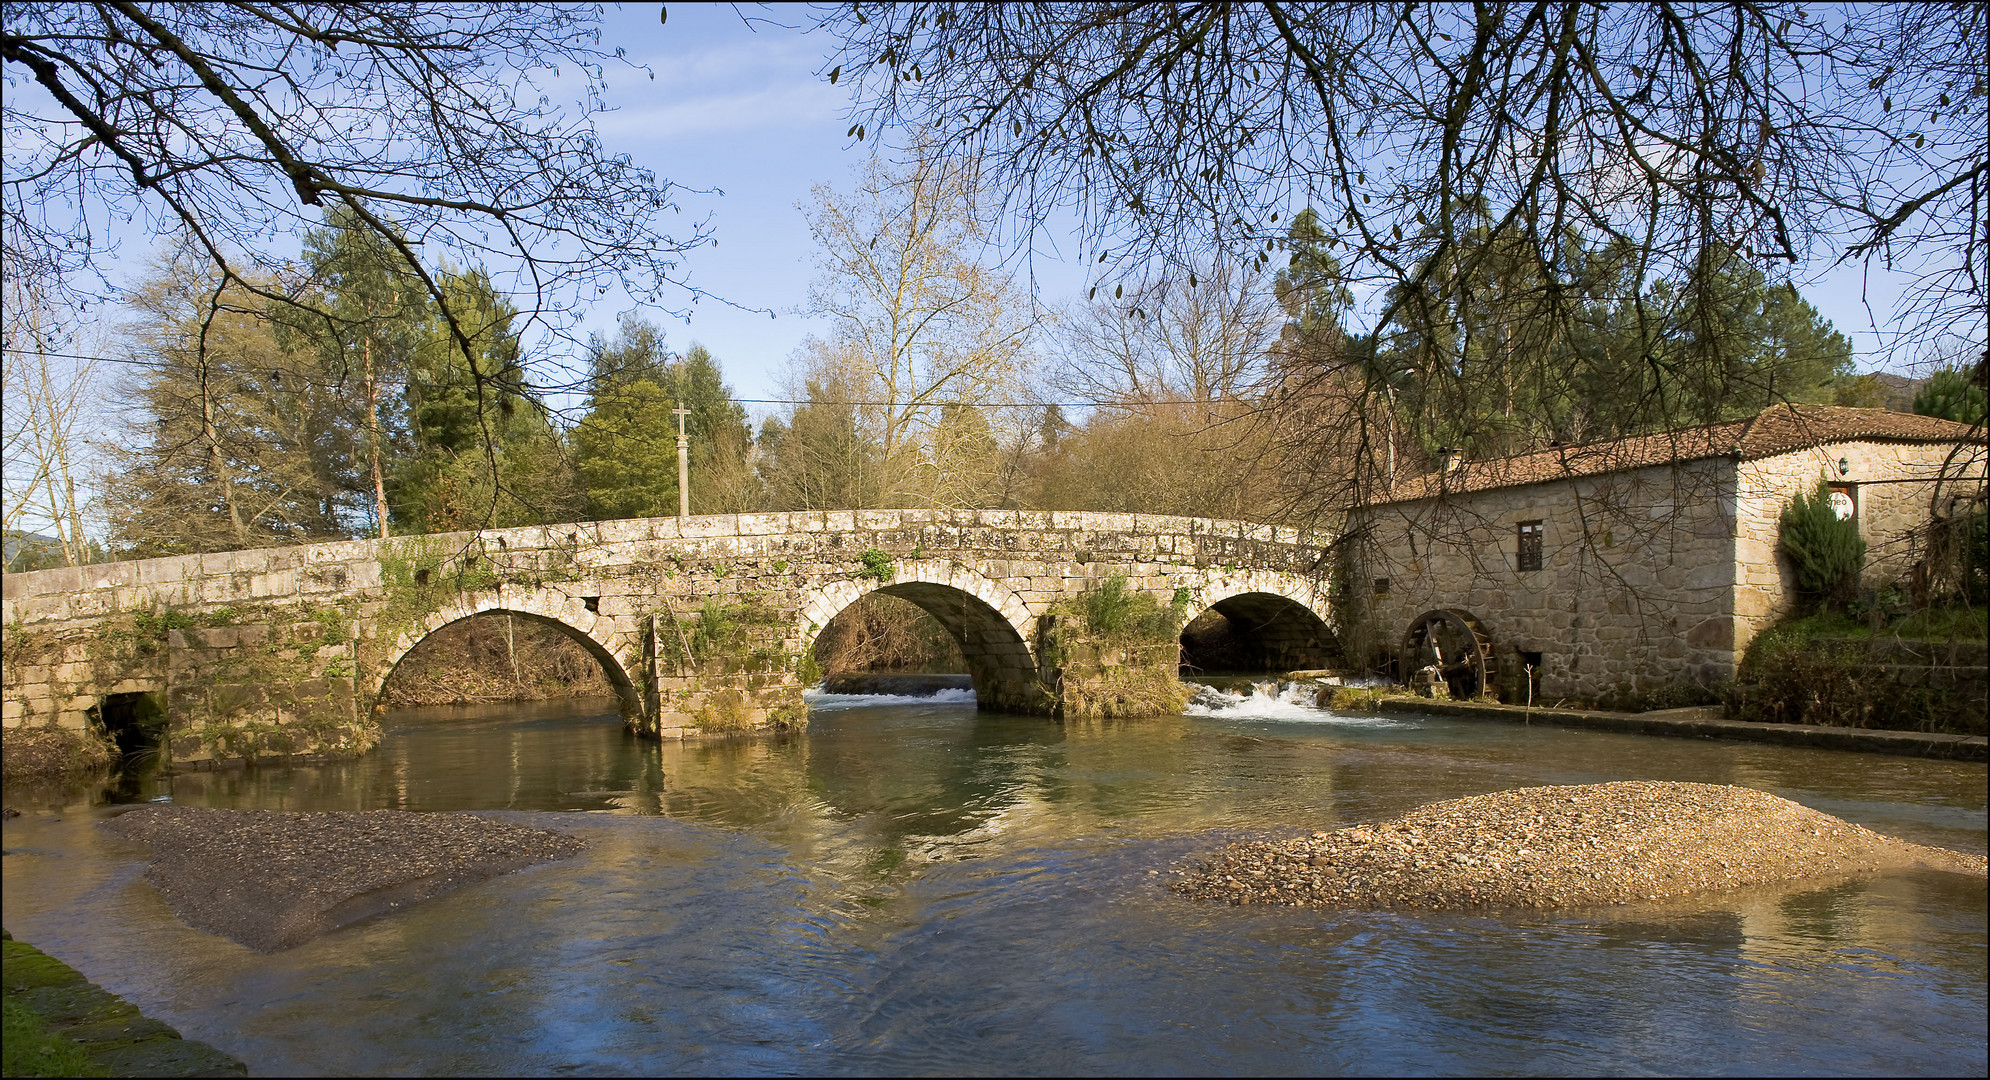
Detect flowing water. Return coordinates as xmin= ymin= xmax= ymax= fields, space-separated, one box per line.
xmin=3 ymin=685 xmax=1984 ymax=1076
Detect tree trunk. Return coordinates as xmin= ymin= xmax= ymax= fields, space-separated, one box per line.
xmin=365 ymin=336 xmax=390 ymax=538
xmin=199 ymin=352 xmax=252 ymax=548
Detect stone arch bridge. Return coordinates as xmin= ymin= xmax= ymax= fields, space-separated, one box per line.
xmin=1 ymin=510 xmax=1336 ymax=765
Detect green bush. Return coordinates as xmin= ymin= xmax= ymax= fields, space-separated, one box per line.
xmin=1779 ymin=478 xmax=1865 ymax=613
xmin=1728 ymin=613 xmax=1986 ymax=735
xmin=1075 ymin=575 xmax=1189 ymax=645
xmin=857 ymin=548 xmax=894 ymax=583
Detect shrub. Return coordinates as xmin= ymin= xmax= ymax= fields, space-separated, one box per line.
xmin=1912 ymin=367 xmax=1987 ymax=426
xmin=1073 ymin=575 xmax=1189 ymax=645
xmin=857 ymin=548 xmax=894 ymax=583
xmin=1728 ymin=614 xmax=1986 ymax=735
xmin=1779 ymin=478 xmax=1865 ymax=613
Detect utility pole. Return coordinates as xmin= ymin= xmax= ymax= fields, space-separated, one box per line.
xmin=673 ymin=401 xmax=691 ymax=522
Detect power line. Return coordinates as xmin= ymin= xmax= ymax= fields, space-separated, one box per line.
xmin=4 ymin=347 xmax=1240 ymax=410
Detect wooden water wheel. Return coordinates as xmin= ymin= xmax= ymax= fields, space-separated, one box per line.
xmin=1400 ymin=609 xmax=1498 ymax=700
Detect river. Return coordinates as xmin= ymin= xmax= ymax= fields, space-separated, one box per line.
xmin=3 ymin=686 xmax=1985 ymax=1076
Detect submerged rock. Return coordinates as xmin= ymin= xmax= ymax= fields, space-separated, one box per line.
xmin=1171 ymin=780 xmax=1986 ymax=911
xmin=103 ymin=806 xmax=584 ymax=952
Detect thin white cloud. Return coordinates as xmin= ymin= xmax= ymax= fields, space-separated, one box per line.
xmin=595 ymin=79 xmax=842 ymax=142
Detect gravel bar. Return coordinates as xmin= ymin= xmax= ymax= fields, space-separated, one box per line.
xmin=1172 ymin=781 xmax=1987 ymax=911
xmin=102 ymin=806 xmax=585 ymax=952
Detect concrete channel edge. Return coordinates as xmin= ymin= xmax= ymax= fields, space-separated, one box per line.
xmin=1373 ymin=698 xmax=1988 ymax=761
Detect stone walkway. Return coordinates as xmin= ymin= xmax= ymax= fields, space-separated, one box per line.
xmin=1374 ymin=698 xmax=1987 ymax=759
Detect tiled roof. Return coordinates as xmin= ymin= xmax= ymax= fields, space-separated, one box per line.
xmin=1375 ymin=404 xmax=1983 ymax=503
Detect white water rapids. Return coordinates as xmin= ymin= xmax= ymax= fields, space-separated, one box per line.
xmin=802 ymin=679 xmax=1405 ymax=726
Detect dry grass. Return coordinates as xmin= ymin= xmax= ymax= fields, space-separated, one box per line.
xmin=0 ymin=725 xmax=117 ymax=784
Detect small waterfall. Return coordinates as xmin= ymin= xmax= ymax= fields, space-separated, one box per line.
xmin=1181 ymin=674 xmax=1398 ymax=723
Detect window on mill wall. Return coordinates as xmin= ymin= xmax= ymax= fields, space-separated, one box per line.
xmin=1517 ymin=520 xmax=1544 ymax=572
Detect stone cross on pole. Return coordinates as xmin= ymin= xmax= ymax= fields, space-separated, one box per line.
xmin=673 ymin=401 xmax=691 ymax=522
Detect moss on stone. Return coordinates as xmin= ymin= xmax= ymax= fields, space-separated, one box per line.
xmin=1 ymin=931 xmax=245 ymax=1078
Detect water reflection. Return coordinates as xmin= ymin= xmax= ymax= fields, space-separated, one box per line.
xmin=3 ymin=692 xmax=1984 ymax=1076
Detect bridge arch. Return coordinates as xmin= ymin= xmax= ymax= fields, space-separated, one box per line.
xmin=797 ymin=561 xmax=1046 ymax=713
xmin=373 ymin=591 xmax=643 ymax=722
xmin=1179 ymin=571 xmax=1340 ymax=675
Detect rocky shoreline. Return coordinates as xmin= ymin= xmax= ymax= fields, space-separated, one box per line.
xmin=1171 ymin=781 xmax=1987 ymax=911
xmin=102 ymin=806 xmax=585 ymax=952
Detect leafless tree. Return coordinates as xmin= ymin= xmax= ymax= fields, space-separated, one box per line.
xmin=1 ymin=266 xmax=99 ymax=564
xmin=3 ymin=2 xmax=710 ymax=513
xmin=821 ymin=3 xmax=1980 ymax=354
xmin=788 ymin=154 xmax=1036 ymax=506
xmin=1051 ymin=259 xmax=1283 ymax=419
xmin=819 ymin=2 xmax=1985 ymax=535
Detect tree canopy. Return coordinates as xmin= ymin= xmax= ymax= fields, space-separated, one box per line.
xmin=3 ymin=1 xmax=706 ymax=511
xmin=820 ymin=3 xmax=1983 ymax=358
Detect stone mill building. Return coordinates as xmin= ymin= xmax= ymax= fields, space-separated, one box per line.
xmin=1341 ymin=404 xmax=1986 ymax=704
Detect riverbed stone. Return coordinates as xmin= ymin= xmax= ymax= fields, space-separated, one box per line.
xmin=1172 ymin=781 xmax=1987 ymax=911
xmin=102 ymin=805 xmax=587 ymax=952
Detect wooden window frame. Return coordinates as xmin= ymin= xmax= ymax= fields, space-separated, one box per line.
xmin=1517 ymin=520 xmax=1544 ymax=572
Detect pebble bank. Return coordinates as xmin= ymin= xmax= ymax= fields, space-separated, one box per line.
xmin=1172 ymin=781 xmax=1987 ymax=910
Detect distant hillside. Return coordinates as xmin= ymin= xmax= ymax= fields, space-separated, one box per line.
xmin=4 ymin=530 xmax=71 ymax=573
xmin=1869 ymin=372 xmax=1924 ymax=413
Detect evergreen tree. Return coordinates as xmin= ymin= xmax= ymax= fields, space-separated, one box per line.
xmin=1913 ymin=367 xmax=1987 ymax=426
xmin=104 ymin=244 xmax=352 ymax=554
xmin=392 ymin=267 xmax=582 ymax=531
xmin=288 ymin=207 xmax=432 ymax=537
xmin=572 ymin=321 xmax=755 ymax=518
xmin=1272 ymin=208 xmax=1355 ymax=352
xmin=757 ymin=375 xmax=883 ymax=511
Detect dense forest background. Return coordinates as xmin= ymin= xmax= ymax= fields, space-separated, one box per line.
xmin=12 ymin=156 xmax=1975 ymax=576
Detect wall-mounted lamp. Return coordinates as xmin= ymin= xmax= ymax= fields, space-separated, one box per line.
xmin=1837 ymin=456 xmax=1850 ymax=475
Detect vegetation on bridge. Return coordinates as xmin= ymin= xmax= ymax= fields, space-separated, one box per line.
xmin=1044 ymin=575 xmax=1194 ymax=719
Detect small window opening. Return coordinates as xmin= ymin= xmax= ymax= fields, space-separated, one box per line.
xmin=1517 ymin=520 xmax=1544 ymax=572
xmin=414 ymin=567 xmax=432 ymax=587
xmin=583 ymin=595 xmax=601 ymax=614
xmin=1372 ymin=577 xmax=1391 ymax=597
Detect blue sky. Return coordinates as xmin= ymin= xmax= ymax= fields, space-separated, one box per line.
xmin=577 ymin=2 xmax=1923 ymax=411
xmin=571 ymin=3 xmax=1095 ymax=413
xmin=573 ymin=3 xmax=851 ymax=405
xmin=47 ymin=2 xmax=1925 ymax=414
